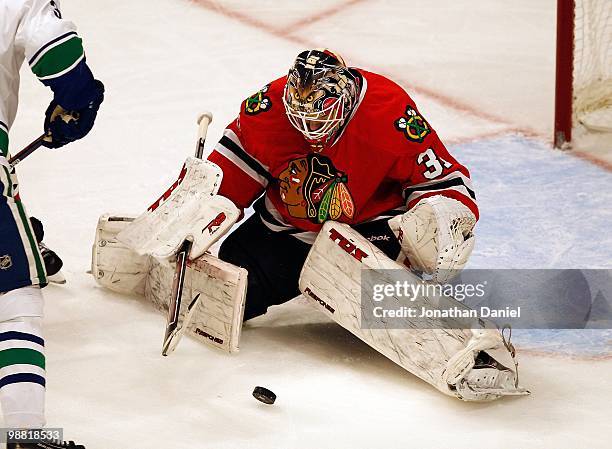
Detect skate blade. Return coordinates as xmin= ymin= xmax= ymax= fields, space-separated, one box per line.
xmin=48 ymin=271 xmax=67 ymax=285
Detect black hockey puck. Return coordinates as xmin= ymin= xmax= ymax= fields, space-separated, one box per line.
xmin=252 ymin=386 xmax=276 ymax=404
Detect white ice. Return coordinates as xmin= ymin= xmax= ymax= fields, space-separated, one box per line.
xmin=6 ymin=0 xmax=612 ymax=448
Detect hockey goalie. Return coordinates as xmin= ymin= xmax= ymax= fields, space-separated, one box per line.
xmin=92 ymin=49 xmax=529 ymax=401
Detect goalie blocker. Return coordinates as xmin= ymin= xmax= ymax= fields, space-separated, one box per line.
xmin=92 ymin=214 xmax=247 ymax=353
xmin=91 ymin=152 xmax=247 ymax=354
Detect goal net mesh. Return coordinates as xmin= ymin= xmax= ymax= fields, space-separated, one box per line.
xmin=573 ymin=0 xmax=612 ymax=132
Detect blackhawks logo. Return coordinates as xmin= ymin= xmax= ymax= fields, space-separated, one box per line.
xmin=394 ymin=106 xmax=430 ymax=143
xmin=244 ymin=84 xmax=272 ymax=115
xmin=278 ymin=154 xmax=355 ymax=224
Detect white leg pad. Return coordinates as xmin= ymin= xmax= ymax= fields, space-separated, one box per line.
xmin=91 ymin=214 xmax=247 ymax=353
xmin=299 ymin=222 xmax=529 ymax=401
xmin=146 ymin=256 xmax=247 ymax=353
xmin=92 ymin=214 xmax=150 ymax=296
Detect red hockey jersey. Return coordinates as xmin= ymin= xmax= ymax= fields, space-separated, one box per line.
xmin=208 ymin=70 xmax=477 ymax=241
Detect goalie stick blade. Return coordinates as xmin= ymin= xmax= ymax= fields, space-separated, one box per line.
xmin=161 ymin=240 xmax=192 ymax=356
xmin=161 ymin=293 xmax=202 ymax=356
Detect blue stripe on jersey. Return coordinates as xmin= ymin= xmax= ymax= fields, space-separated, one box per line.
xmin=0 ymin=373 xmax=46 ymax=389
xmin=0 ymin=332 xmax=45 ymax=346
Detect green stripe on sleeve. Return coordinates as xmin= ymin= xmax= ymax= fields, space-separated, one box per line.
xmin=31 ymin=36 xmax=84 ymax=79
xmin=0 ymin=129 xmax=8 ymax=157
xmin=0 ymin=348 xmax=45 ymax=370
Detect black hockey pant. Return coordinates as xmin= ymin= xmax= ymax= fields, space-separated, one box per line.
xmin=218 ymin=213 xmax=401 ymax=321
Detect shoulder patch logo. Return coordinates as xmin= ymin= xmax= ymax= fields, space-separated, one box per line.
xmin=245 ymin=84 xmax=272 ymax=115
xmin=395 ymin=106 xmax=431 ymax=143
xmin=278 ymin=154 xmax=355 ymax=224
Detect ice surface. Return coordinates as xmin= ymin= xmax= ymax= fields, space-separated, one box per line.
xmin=5 ymin=0 xmax=612 ymax=448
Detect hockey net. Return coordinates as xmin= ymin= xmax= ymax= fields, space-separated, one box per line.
xmin=555 ymin=0 xmax=612 ymax=147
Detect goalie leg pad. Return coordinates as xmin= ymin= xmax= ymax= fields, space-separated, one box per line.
xmin=299 ymin=221 xmax=529 ymax=401
xmin=146 ymin=255 xmax=247 ymax=353
xmin=92 ymin=214 xmax=150 ymax=296
xmin=92 ymin=213 xmax=247 ymax=353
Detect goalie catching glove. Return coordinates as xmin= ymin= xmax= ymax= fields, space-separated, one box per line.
xmin=388 ymin=195 xmax=476 ymax=283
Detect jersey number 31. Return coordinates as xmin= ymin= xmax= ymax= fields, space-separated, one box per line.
xmin=417 ymin=148 xmax=452 ymax=179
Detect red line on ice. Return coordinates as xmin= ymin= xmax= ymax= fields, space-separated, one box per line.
xmin=278 ymin=0 xmax=370 ymax=34
xmin=188 ymin=0 xmax=523 ymax=130
xmin=189 ymin=0 xmax=612 ymax=174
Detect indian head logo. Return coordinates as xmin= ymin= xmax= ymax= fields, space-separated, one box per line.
xmin=278 ymin=154 xmax=355 ymax=224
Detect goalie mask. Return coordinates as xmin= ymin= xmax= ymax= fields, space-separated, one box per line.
xmin=283 ymin=49 xmax=360 ymax=146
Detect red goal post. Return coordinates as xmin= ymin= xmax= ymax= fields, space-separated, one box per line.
xmin=554 ymin=0 xmax=612 ymax=148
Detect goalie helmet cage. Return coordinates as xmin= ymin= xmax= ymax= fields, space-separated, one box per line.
xmin=554 ymin=0 xmax=612 ymax=148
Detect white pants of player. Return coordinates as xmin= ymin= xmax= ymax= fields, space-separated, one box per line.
xmin=0 ymin=286 xmax=45 ymax=428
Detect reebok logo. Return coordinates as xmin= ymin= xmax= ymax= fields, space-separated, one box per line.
xmin=367 ymin=235 xmax=390 ymax=242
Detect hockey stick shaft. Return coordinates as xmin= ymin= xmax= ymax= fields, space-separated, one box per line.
xmin=8 ymin=135 xmax=46 ymax=169
xmin=161 ymin=111 xmax=213 ymax=356
xmin=8 ymin=109 xmax=80 ymax=169
xmin=162 ymin=239 xmax=192 ymax=356
xmin=195 ymin=112 xmax=213 ymax=159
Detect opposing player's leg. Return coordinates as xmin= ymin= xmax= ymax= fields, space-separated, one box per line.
xmin=218 ymin=213 xmax=311 ymax=321
xmin=29 ymin=217 xmax=64 ymax=284
xmin=0 ymin=287 xmax=45 ymax=429
xmin=0 ymin=165 xmax=47 ymax=292
xmin=0 ymin=158 xmax=48 ymax=428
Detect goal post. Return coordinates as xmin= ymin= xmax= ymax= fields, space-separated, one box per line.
xmin=554 ymin=0 xmax=612 ymax=148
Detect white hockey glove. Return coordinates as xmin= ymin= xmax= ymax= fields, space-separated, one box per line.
xmin=388 ymin=195 xmax=476 ymax=283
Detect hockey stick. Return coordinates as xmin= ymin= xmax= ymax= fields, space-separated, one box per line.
xmin=161 ymin=111 xmax=213 ymax=356
xmin=8 ymin=135 xmax=46 ymax=169
xmin=8 ymin=109 xmax=80 ymax=169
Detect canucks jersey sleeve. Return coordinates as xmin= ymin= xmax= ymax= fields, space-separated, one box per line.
xmin=14 ymin=0 xmax=94 ymax=109
xmin=15 ymin=1 xmax=83 ymax=80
